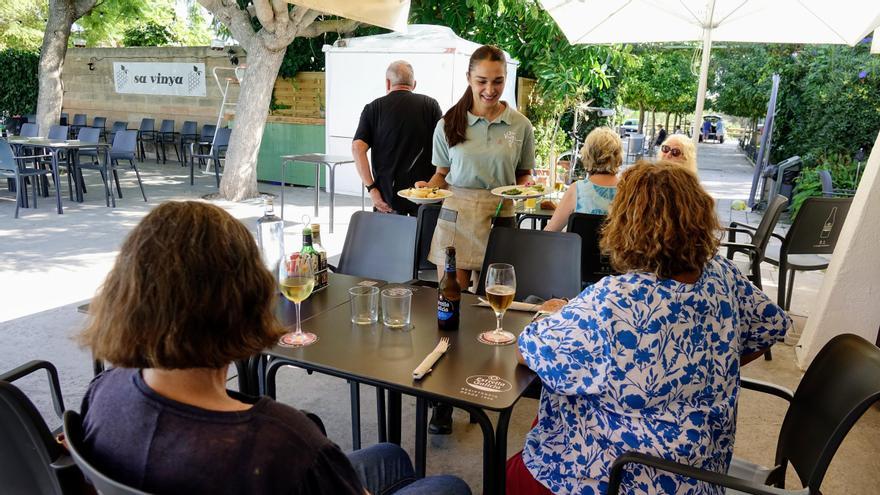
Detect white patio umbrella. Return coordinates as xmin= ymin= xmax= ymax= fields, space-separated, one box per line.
xmin=539 ymin=0 xmax=880 ymax=143
xmin=285 ymin=0 xmax=410 ymax=32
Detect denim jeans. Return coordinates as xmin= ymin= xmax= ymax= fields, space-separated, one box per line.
xmin=347 ymin=443 xmax=472 ymax=495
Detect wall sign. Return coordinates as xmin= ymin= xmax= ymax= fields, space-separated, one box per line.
xmin=113 ymin=62 xmax=206 ymax=97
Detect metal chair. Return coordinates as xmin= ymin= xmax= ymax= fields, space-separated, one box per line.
xmin=59 ymin=112 xmax=68 ymax=126
xmin=91 ymin=116 xmax=107 ymax=141
xmin=724 ymin=195 xmax=789 ymax=290
xmin=411 ymin=204 xmax=441 ymax=286
xmin=763 ymin=196 xmax=852 ymax=311
xmin=63 ymin=411 xmax=152 ymax=495
xmin=156 ymin=119 xmax=179 ymax=163
xmin=178 ymin=120 xmax=198 ymax=165
xmin=567 ymin=212 xmax=617 ymax=288
xmin=69 ymin=114 xmax=87 ymax=138
xmin=0 ymin=140 xmax=53 ymax=218
xmin=107 ymin=121 xmax=128 ymax=144
xmin=817 ymin=169 xmax=856 ymax=197
xmin=47 ymin=125 xmax=68 ymax=140
xmin=19 ymin=122 xmax=39 ymax=137
xmin=79 ymin=130 xmax=147 ymax=206
xmin=189 ymin=127 xmax=230 ymax=187
xmin=334 ymin=210 xmax=418 ymax=283
xmin=608 ymin=333 xmax=880 ymax=495
xmin=0 ymin=360 xmax=83 ymax=494
xmin=476 ymin=227 xmax=582 ymax=301
xmin=136 ymin=118 xmax=156 ymax=161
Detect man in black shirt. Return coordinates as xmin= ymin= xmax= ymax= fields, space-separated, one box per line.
xmin=353 ymin=60 xmax=442 ymax=216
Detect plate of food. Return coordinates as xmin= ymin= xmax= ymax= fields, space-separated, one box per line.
xmin=491 ymin=184 xmax=548 ymax=200
xmin=398 ymin=187 xmax=453 ymax=204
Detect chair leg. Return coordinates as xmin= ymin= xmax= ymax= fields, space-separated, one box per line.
xmin=130 ymin=159 xmax=147 ymax=202
xmin=113 ymin=165 xmax=122 ymax=199
xmin=785 ymin=269 xmax=796 ymax=311
xmin=214 ymin=158 xmax=221 ymax=187
xmin=190 ymin=155 xmax=195 ymax=185
xmin=777 ymin=261 xmax=788 ymax=311
xmin=98 ymin=169 xmax=110 ymax=207
xmin=14 ymin=176 xmax=22 ymax=218
xmin=173 ymin=143 xmax=181 ymax=163
xmin=751 ymin=254 xmax=763 ymax=290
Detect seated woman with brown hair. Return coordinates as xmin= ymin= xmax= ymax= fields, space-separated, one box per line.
xmin=507 ymin=161 xmax=791 ymax=494
xmin=78 ymin=201 xmax=470 ymax=495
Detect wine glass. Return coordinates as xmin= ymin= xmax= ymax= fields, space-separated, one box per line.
xmin=479 ymin=263 xmax=517 ymax=345
xmin=277 ymin=253 xmax=318 ymax=347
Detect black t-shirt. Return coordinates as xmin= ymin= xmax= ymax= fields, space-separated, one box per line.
xmin=80 ymin=368 xmax=365 ymax=495
xmin=353 ymin=90 xmax=442 ymax=215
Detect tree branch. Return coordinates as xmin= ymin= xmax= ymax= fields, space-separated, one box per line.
xmin=252 ymin=0 xmax=276 ymax=33
xmin=297 ymin=18 xmax=360 ymax=39
xmin=198 ymin=0 xmax=257 ymax=50
xmin=271 ymin=0 xmax=289 ymax=32
xmin=73 ymin=0 xmax=99 ymax=19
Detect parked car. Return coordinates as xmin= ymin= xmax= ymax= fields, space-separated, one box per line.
xmin=699 ymin=115 xmax=725 ymax=143
xmin=619 ymin=118 xmax=639 ymax=136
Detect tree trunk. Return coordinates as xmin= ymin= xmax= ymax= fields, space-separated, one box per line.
xmin=649 ymin=110 xmax=656 ymax=145
xmin=36 ymin=1 xmax=79 ymax=135
xmin=637 ymin=105 xmax=645 ymax=134
xmin=219 ymin=44 xmax=286 ymax=201
xmin=664 ymin=112 xmax=670 ymax=131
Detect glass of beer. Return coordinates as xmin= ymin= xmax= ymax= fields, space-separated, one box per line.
xmin=277 ymin=253 xmax=318 ymax=347
xmin=479 ymin=263 xmax=516 ymax=345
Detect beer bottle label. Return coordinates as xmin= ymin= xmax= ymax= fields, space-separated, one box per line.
xmin=437 ymin=298 xmax=459 ymax=320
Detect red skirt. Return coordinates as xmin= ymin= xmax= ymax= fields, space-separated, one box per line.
xmin=505 ymin=450 xmax=553 ymax=495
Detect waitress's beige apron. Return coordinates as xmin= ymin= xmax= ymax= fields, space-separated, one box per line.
xmin=428 ymin=186 xmax=515 ymax=271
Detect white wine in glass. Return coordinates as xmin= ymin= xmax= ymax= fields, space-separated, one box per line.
xmin=479 ymin=263 xmax=517 ymax=345
xmin=278 ymin=253 xmax=317 ymax=347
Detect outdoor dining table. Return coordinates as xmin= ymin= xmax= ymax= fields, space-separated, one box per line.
xmin=515 ymin=203 xmax=555 ymax=229
xmin=7 ymin=136 xmax=110 ymax=212
xmin=262 ymin=283 xmax=537 ymax=495
xmin=279 ymin=153 xmax=365 ymax=233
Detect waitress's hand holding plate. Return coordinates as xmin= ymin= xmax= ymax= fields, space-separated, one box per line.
xmin=398 ymin=187 xmax=453 ymax=205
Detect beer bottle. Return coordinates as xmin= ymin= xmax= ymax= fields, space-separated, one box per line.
xmin=300 ymin=226 xmax=325 ymax=291
xmin=310 ymin=223 xmax=328 ymax=287
xmin=437 ymin=246 xmax=461 ymax=330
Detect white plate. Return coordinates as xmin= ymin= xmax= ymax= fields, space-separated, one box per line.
xmin=490 ymin=185 xmax=548 ymax=200
xmin=397 ymin=188 xmax=453 ymax=204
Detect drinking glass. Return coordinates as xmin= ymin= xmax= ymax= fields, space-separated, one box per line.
xmin=349 ymin=286 xmax=379 ymax=324
xmin=277 ymin=253 xmax=318 ymax=347
xmin=382 ymin=287 xmax=412 ymax=328
xmin=524 ymin=197 xmax=537 ymax=211
xmin=479 ymin=263 xmax=516 ymax=345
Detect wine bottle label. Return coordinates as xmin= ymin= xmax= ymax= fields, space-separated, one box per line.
xmin=437 ymin=298 xmax=459 ymax=320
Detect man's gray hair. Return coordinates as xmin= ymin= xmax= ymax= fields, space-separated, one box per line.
xmin=386 ymin=60 xmax=415 ymax=87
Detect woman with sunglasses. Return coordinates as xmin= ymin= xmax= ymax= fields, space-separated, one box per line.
xmin=659 ymin=134 xmax=697 ymax=173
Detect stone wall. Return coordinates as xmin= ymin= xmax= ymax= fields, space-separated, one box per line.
xmin=62 ymin=46 xmax=245 ymax=130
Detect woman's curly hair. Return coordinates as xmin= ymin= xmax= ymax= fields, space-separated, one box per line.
xmin=600 ymin=160 xmax=720 ymax=278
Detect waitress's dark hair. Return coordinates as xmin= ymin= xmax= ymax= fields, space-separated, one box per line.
xmin=443 ymin=45 xmax=506 ymax=147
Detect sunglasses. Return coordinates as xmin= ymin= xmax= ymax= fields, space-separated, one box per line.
xmin=661 ymin=145 xmax=682 ymax=157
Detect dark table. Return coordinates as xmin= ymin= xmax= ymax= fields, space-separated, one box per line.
xmin=263 ymin=284 xmax=537 ymax=495
xmin=515 ymin=203 xmax=555 ymax=229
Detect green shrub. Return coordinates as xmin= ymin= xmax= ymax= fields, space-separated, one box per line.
xmin=790 ymin=153 xmax=860 ymax=217
xmin=0 ymin=49 xmax=39 ymax=118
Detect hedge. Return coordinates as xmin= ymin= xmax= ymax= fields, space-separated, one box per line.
xmin=0 ymin=49 xmax=39 ymax=118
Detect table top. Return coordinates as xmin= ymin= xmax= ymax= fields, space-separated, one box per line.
xmin=267 ymin=284 xmax=537 ymax=411
xmin=277 ymin=272 xmax=386 ymax=324
xmin=281 ymin=153 xmax=354 ymax=164
xmin=514 ymin=205 xmax=555 ymax=218
xmin=6 ymin=137 xmax=108 ymax=149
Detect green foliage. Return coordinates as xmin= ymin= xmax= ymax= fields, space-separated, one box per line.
xmin=122 ymin=22 xmax=178 ymax=47
xmin=0 ymin=49 xmax=39 ymax=117
xmin=0 ymin=0 xmax=47 ymax=50
xmin=78 ymin=0 xmax=211 ymax=47
xmin=620 ymin=48 xmax=697 ymax=114
xmin=790 ymin=153 xmax=861 ymax=217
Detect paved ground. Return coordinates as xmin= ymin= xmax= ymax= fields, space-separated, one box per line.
xmin=1 ymin=142 xmax=876 ymax=493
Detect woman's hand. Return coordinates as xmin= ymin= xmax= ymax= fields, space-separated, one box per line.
xmin=414 ymin=181 xmax=429 ymax=188
xmin=515 ymin=173 xmax=535 ymax=186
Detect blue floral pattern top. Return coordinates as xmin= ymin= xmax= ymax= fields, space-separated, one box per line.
xmin=575 ymin=179 xmax=617 ymax=215
xmin=518 ymin=255 xmax=791 ymax=495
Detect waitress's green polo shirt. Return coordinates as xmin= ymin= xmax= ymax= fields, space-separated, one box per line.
xmin=432 ymin=104 xmax=535 ymax=190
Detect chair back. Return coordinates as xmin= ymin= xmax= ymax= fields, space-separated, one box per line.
xmin=337 ymin=211 xmax=417 ymax=283
xmin=92 ymin=116 xmax=106 ymax=129
xmin=159 ymin=119 xmax=174 ymax=134
xmin=476 ymin=227 xmax=582 ymax=301
xmin=200 ymin=124 xmax=216 ymax=142
xmin=77 ymin=127 xmax=100 ymax=143
xmin=180 ymin=120 xmax=197 ymax=136
xmin=138 ymin=118 xmax=154 ymax=132
xmin=567 ymin=213 xmax=615 ymax=286
xmin=212 ymin=127 xmax=232 ymax=150
xmin=20 ymin=123 xmax=39 ymax=137
xmin=59 ymin=113 xmax=68 ymax=126
xmin=48 ymin=126 xmax=68 ymax=140
xmin=751 ymin=195 xmax=788 ymax=255
xmin=110 ymin=121 xmax=128 ymax=134
xmin=112 ymin=130 xmax=138 ymax=155
xmin=0 ymin=141 xmax=18 ymax=173
xmin=784 ymin=197 xmax=852 ymax=256
xmin=63 ymin=411 xmax=152 ymax=495
xmin=774 ymin=334 xmax=880 ymax=490
xmin=817 ymin=170 xmax=834 ymax=197
xmin=413 ymin=204 xmax=441 ymax=279
xmin=25 ymin=114 xmax=36 ymax=123
xmin=72 ymin=114 xmax=87 ymax=127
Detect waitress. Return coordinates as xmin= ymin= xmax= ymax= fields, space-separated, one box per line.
xmin=416 ymin=45 xmax=536 ymax=291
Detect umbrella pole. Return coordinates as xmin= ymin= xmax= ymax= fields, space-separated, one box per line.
xmin=692 ymin=0 xmax=716 ymax=146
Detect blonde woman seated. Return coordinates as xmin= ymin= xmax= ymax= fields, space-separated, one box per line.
xmin=659 ymin=133 xmax=698 ymax=173
xmin=507 ymin=161 xmax=791 ymax=494
xmin=544 ymin=127 xmax=621 ymax=232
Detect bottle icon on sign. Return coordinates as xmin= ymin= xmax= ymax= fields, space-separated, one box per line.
xmin=820 ymin=207 xmax=837 ymax=239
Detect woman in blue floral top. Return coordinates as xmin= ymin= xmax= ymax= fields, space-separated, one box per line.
xmin=507 ymin=161 xmax=791 ymax=495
